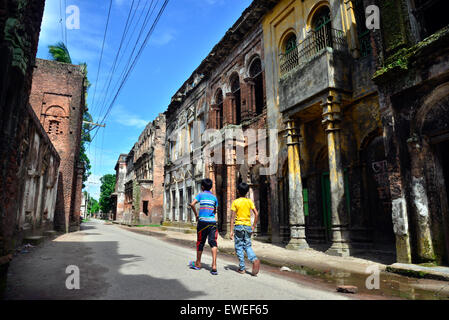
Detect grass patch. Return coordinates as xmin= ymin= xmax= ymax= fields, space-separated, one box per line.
xmin=135 ymin=224 xmax=161 ymax=228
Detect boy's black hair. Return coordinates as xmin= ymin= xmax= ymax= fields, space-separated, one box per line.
xmin=237 ymin=182 xmax=249 ymax=197
xmin=201 ymin=178 xmax=213 ymax=191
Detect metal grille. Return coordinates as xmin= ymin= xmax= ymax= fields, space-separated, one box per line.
xmin=279 ymin=25 xmax=348 ymax=78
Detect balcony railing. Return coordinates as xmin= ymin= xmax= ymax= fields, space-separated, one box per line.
xmin=280 ymin=25 xmax=348 ymax=78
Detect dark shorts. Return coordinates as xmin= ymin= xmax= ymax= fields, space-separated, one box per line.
xmin=196 ymin=220 xmax=218 ymax=251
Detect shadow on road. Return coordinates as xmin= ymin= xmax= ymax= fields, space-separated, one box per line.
xmin=4 ymin=225 xmax=206 ymax=300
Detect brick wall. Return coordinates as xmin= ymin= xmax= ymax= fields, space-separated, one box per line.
xmin=29 ymin=59 xmax=86 ymax=233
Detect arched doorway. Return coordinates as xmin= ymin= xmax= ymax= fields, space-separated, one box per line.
xmin=362 ymin=135 xmax=395 ymax=252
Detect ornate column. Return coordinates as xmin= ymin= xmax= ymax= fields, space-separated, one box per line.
xmin=225 ymin=145 xmax=237 ymax=238
xmin=406 ymin=134 xmax=435 ymax=262
xmin=284 ymin=118 xmax=308 ymax=249
xmin=321 ymin=92 xmax=350 ymax=256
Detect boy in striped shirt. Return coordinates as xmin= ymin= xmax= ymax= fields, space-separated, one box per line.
xmin=189 ymin=178 xmax=219 ymax=275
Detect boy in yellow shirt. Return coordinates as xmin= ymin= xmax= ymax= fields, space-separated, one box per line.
xmin=230 ymin=182 xmax=260 ymax=276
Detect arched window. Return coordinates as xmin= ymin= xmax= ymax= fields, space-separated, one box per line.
xmin=215 ymin=89 xmax=224 ymax=128
xmin=230 ymin=74 xmax=241 ymax=125
xmin=249 ymin=58 xmax=264 ymax=115
xmin=280 ymin=33 xmax=298 ymax=76
xmin=352 ymin=0 xmax=371 ymax=57
xmin=284 ymin=33 xmax=297 ymax=54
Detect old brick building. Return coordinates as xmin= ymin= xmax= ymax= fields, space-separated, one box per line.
xmin=162 ymin=1 xmax=277 ymax=237
xmin=112 ymin=153 xmax=128 ymax=222
xmin=29 ymin=58 xmax=87 ymax=233
xmin=115 ymin=114 xmax=166 ymax=225
xmin=164 ymin=73 xmax=208 ymax=227
xmin=0 ymin=0 xmax=61 ymax=293
xmin=371 ymin=0 xmax=449 ymax=265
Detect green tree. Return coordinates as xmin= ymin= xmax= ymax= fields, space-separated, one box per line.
xmin=48 ymin=42 xmax=72 ymax=63
xmin=99 ymin=174 xmax=116 ymax=214
xmin=48 ymin=43 xmax=92 ymax=188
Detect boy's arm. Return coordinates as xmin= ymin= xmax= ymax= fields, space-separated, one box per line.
xmin=251 ymin=207 xmax=259 ymax=232
xmin=230 ymin=210 xmax=236 ymax=240
xmin=190 ymin=199 xmax=199 ymax=221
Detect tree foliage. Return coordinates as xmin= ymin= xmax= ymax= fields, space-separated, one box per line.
xmin=99 ymin=174 xmax=116 ymax=214
xmin=48 ymin=42 xmax=72 ymax=63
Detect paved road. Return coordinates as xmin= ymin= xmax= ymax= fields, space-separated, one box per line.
xmin=5 ymin=220 xmax=351 ymax=300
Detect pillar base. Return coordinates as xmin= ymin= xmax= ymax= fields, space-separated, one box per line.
xmin=325 ymin=242 xmax=351 ymax=257
xmin=286 ymin=238 xmax=309 ymax=250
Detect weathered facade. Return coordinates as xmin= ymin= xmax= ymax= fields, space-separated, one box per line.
xmin=0 ymin=0 xmax=61 ymax=293
xmin=112 ymin=153 xmax=128 ymax=222
xmin=116 ymin=114 xmax=166 ymax=225
xmin=262 ymin=0 xmax=396 ymax=258
xmin=162 ymin=1 xmax=277 ymax=235
xmin=29 ymin=58 xmax=86 ymax=233
xmin=164 ymin=75 xmax=208 ymax=226
xmin=133 ymin=114 xmax=166 ymax=225
xmin=371 ymin=0 xmax=449 ymax=265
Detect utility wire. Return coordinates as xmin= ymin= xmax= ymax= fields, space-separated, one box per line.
xmin=91 ymin=0 xmax=169 ymax=142
xmin=95 ymin=0 xmax=155 ymax=123
xmin=93 ymin=0 xmax=140 ymax=121
xmin=90 ymin=0 xmax=114 ymax=117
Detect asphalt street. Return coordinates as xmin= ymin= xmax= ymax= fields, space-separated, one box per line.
xmin=4 ymin=220 xmax=351 ymax=300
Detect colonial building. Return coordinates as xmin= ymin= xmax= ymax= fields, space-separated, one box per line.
xmin=0 ymin=0 xmax=60 ymax=293
xmin=205 ymin=7 xmax=272 ymax=237
xmin=371 ymin=0 xmax=449 ymax=265
xmin=262 ymin=0 xmax=394 ymax=258
xmin=112 ymin=153 xmax=128 ymax=222
xmin=115 ymin=114 xmax=166 ymax=225
xmin=132 ymin=114 xmax=166 ymax=225
xmin=29 ymin=59 xmax=86 ymax=233
xmin=162 ymin=1 xmax=277 ymax=235
xmin=164 ymin=74 xmax=208 ymax=226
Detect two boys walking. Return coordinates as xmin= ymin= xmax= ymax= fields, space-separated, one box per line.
xmin=189 ymin=178 xmax=260 ymax=276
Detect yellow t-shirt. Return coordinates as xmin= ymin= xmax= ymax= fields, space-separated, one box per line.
xmin=231 ymin=197 xmax=255 ymax=226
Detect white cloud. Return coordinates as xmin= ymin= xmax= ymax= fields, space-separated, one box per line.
xmin=111 ymin=105 xmax=149 ymax=128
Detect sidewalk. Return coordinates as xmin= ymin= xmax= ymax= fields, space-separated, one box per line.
xmin=116 ymin=223 xmax=449 ymax=299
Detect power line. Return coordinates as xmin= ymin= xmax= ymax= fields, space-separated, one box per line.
xmin=92 ymin=0 xmax=141 ymax=120
xmin=91 ymin=0 xmax=169 ymax=142
xmin=89 ymin=0 xmax=114 ymax=117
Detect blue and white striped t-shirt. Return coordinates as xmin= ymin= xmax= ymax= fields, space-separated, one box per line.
xmin=195 ymin=191 xmax=218 ymax=222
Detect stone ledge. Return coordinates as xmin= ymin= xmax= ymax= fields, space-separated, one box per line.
xmin=386 ymin=263 xmax=449 ymax=282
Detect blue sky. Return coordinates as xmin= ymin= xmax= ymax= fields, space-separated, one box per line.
xmin=37 ymin=0 xmax=253 ymax=199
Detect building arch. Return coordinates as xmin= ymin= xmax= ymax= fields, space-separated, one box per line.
xmin=279 ymin=30 xmax=297 ymax=54
xmin=306 ymin=1 xmax=331 ymax=31
xmin=248 ymin=57 xmax=264 ymax=116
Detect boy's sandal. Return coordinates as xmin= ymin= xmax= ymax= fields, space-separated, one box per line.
xmin=237 ymin=268 xmax=245 ymax=274
xmin=210 ymin=269 xmax=218 ymax=275
xmin=189 ymin=261 xmax=200 ymax=270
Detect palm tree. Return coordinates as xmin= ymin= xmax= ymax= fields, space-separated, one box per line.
xmin=48 ymin=42 xmax=72 ymax=63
